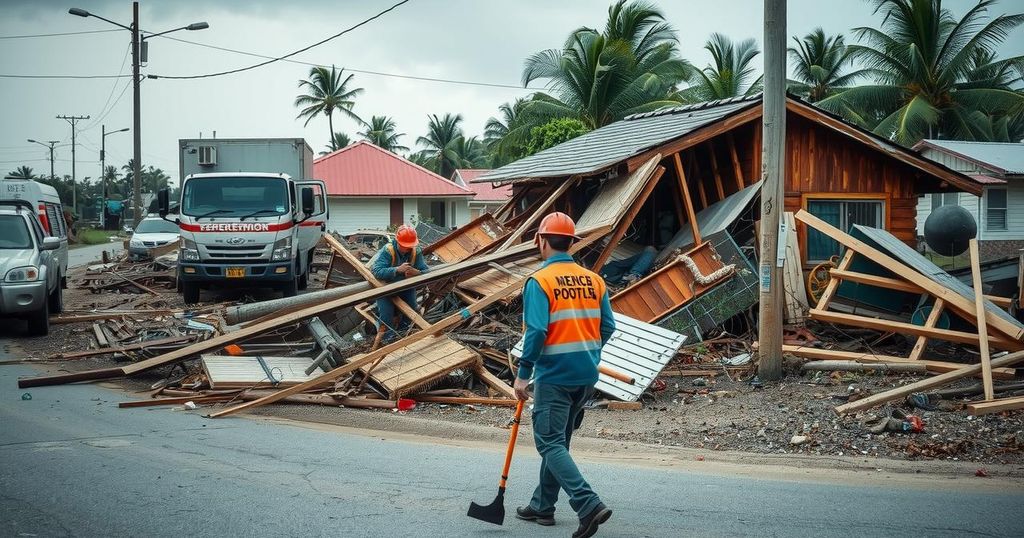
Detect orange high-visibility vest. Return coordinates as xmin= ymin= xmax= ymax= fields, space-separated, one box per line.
xmin=532 ymin=261 xmax=606 ymax=357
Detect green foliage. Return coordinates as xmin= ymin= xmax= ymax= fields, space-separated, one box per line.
xmin=413 ymin=113 xmax=487 ymax=178
xmin=788 ymin=28 xmax=865 ymax=102
xmin=294 ymin=66 xmax=363 ymax=151
xmin=321 ymin=132 xmax=351 ymax=155
xmin=819 ymin=0 xmax=1024 ymax=145
xmin=77 ymin=227 xmax=116 ymax=245
xmin=676 ymin=33 xmax=762 ymax=102
xmin=359 ymin=116 xmax=408 ymax=153
xmin=525 ymin=118 xmax=590 ymax=156
xmin=6 ymin=166 xmax=36 ymax=179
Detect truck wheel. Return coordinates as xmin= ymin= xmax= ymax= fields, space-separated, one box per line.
xmin=28 ymin=297 xmax=50 ymax=337
xmin=297 ymin=266 xmax=309 ymax=291
xmin=48 ymin=281 xmax=63 ymax=314
xmin=182 ymin=281 xmax=201 ymax=304
xmin=281 ymin=276 xmax=298 ymax=298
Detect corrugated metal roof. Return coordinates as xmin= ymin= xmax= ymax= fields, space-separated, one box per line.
xmin=512 ymin=313 xmax=687 ymax=402
xmin=968 ymin=174 xmax=1007 ymax=185
xmin=453 ymin=169 xmax=513 ymax=201
xmin=313 ymin=141 xmax=474 ymax=197
xmin=917 ymin=140 xmax=1024 ymax=176
xmin=851 ymin=224 xmax=1024 ymax=332
xmin=656 ymin=181 xmax=762 ymax=264
xmin=476 ymin=96 xmax=761 ymax=184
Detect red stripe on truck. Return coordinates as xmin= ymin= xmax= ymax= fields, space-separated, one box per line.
xmin=178 ymin=221 xmax=324 ymax=232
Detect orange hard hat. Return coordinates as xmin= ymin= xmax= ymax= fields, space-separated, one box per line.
xmin=536 ymin=212 xmax=579 ymax=242
xmin=396 ymin=224 xmax=419 ymax=248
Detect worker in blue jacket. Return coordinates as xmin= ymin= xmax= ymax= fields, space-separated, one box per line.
xmin=370 ymin=224 xmax=429 ymax=341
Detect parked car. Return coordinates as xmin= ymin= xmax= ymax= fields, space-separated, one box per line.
xmin=0 ymin=200 xmax=64 ymax=336
xmin=1 ymin=176 xmax=69 ymax=287
xmin=128 ymin=216 xmax=181 ymax=260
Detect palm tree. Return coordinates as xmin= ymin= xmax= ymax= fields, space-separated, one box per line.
xmin=520 ymin=0 xmax=692 ymax=129
xmin=819 ymin=0 xmax=1024 ymax=145
xmin=677 ymin=33 xmax=762 ymax=102
xmin=788 ymin=28 xmax=865 ymax=102
xmin=484 ymin=98 xmax=531 ymax=166
xmin=414 ymin=113 xmax=468 ymax=178
xmin=6 ymin=166 xmax=35 ymax=179
xmin=450 ymin=136 xmax=488 ymax=169
xmin=294 ymin=66 xmax=363 ymax=151
xmin=358 ymin=116 xmax=408 ymax=152
xmin=320 ymin=132 xmax=351 ymax=156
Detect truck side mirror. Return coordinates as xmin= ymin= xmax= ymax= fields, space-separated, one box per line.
xmin=157 ymin=188 xmax=170 ymax=219
xmin=301 ymin=187 xmax=314 ymax=216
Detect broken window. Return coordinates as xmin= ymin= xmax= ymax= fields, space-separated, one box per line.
xmin=986 ymin=188 xmax=1007 ymax=231
xmin=806 ymin=199 xmax=884 ymax=262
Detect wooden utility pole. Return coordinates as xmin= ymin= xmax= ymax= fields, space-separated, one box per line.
xmin=56 ymin=114 xmax=89 ymax=213
xmin=757 ymin=0 xmax=786 ymax=380
xmin=131 ymin=0 xmax=143 ymax=226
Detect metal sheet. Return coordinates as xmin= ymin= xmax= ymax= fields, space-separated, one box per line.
xmin=511 ymin=313 xmax=687 ymax=401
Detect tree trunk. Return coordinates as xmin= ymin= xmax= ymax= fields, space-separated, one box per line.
xmin=328 ymin=112 xmax=336 ymax=151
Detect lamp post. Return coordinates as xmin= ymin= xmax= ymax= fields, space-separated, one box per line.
xmin=26 ymin=139 xmax=59 ymax=181
xmin=69 ymin=3 xmax=207 ymax=226
xmin=100 ymin=125 xmax=129 ymax=229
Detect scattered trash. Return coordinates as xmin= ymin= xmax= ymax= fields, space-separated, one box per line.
xmin=21 ymin=393 xmax=31 ymax=401
xmin=790 ymin=435 xmax=809 ymax=445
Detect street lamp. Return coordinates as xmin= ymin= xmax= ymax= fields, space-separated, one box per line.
xmin=27 ymin=139 xmax=59 ymax=181
xmin=69 ymin=3 xmax=208 ymax=226
xmin=100 ymin=126 xmax=129 ymax=229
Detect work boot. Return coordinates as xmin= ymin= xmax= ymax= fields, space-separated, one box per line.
xmin=573 ymin=503 xmax=612 ymax=538
xmin=515 ymin=506 xmax=555 ymax=526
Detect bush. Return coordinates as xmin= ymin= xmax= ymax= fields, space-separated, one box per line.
xmin=525 ymin=118 xmax=589 ymax=156
xmin=77 ymin=228 xmax=114 ymax=245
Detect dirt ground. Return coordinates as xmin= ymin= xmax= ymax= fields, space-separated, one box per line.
xmin=12 ymin=252 xmax=1024 ymax=471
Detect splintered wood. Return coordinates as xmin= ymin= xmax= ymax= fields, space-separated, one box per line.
xmin=360 ymin=336 xmax=480 ymax=398
xmin=202 ymin=356 xmax=329 ymax=389
xmin=424 ymin=213 xmax=508 ymax=263
xmin=457 ymin=257 xmax=542 ymax=299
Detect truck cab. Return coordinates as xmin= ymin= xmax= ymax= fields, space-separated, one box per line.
xmin=160 ymin=172 xmax=327 ymax=303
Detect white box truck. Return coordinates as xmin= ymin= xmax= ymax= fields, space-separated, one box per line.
xmin=163 ymin=138 xmax=327 ymax=303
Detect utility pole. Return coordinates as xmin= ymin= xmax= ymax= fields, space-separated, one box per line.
xmin=56 ymin=114 xmax=89 ymax=214
xmin=131 ymin=0 xmax=143 ymax=227
xmin=757 ymin=0 xmax=786 ymax=381
xmin=26 ymin=139 xmax=59 ymax=181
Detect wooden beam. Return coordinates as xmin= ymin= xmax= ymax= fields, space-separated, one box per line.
xmin=967 ymin=395 xmax=1024 ymax=416
xmin=411 ymin=395 xmax=518 ymax=407
xmin=492 ymin=185 xmax=528 ymax=221
xmin=323 ymin=233 xmax=430 ymax=330
xmin=726 ymin=132 xmax=745 ymax=191
xmin=50 ymin=310 xmax=177 ymax=324
xmin=705 ymin=141 xmax=726 ymax=200
xmin=796 ymin=209 xmax=1024 ymax=342
xmin=752 ymin=122 xmax=762 ymax=183
xmin=474 ymin=365 xmax=516 ymax=400
xmin=626 ymin=103 xmax=763 ymax=173
xmin=498 ymin=179 xmax=576 ymax=250
xmin=908 ymin=298 xmax=944 ymax=361
xmin=970 ymin=239 xmax=995 ymax=401
xmin=673 ymin=153 xmax=701 ymax=245
xmin=809 ymin=309 xmax=1023 ymax=350
xmin=92 ymin=323 xmax=109 ymax=348
xmin=592 ymin=167 xmax=665 ymax=272
xmin=834 ymin=349 xmax=1024 ymax=415
xmin=209 ymin=278 xmax=529 ymax=418
xmin=832 ymin=269 xmax=1012 ymax=309
xmin=815 ymin=250 xmax=855 ymax=311
xmin=781 ymin=345 xmax=1017 ymax=378
xmin=49 ymin=336 xmax=192 ymax=361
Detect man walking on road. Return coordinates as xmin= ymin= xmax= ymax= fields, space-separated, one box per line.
xmin=513 ymin=212 xmax=616 ymax=538
xmin=370 ymin=224 xmax=428 ymax=341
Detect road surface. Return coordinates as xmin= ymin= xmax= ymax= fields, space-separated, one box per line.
xmin=2 ymin=353 xmax=1022 ymax=538
xmin=69 ymin=241 xmax=123 ymax=268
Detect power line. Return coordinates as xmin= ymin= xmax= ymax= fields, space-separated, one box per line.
xmin=155 ymin=34 xmax=538 ymax=90
xmin=0 ymin=29 xmax=121 ymax=39
xmin=81 ymin=44 xmax=133 ymax=132
xmin=0 ymin=73 xmax=131 ymax=79
xmin=148 ymin=0 xmax=413 ymax=80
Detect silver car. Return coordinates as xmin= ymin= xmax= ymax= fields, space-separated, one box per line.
xmin=0 ymin=200 xmax=63 ymax=336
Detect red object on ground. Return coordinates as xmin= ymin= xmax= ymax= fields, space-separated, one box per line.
xmin=975 ymin=468 xmax=989 ymax=477
xmin=397 ymin=398 xmax=416 ymax=411
xmin=224 ymin=344 xmax=244 ymax=356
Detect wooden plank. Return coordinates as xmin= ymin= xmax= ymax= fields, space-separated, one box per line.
xmin=411 ymin=395 xmax=518 ymax=407
xmin=592 ymin=166 xmax=665 ymax=272
xmin=796 ymin=209 xmax=1024 ymax=342
xmin=726 ymin=132 xmax=745 ymax=191
xmin=908 ymin=298 xmax=944 ymax=361
xmin=782 ymin=212 xmax=808 ymax=324
xmin=809 ymin=309 xmax=1023 ymax=350
xmin=323 ymin=233 xmax=431 ymax=330
xmin=202 ymin=355 xmax=328 ymax=389
xmin=970 ymin=239 xmax=996 ymax=401
xmin=92 ymin=323 xmax=109 ymax=348
xmin=475 ymin=365 xmax=516 ymax=400
xmin=110 ymin=271 xmax=162 ymax=296
xmin=50 ymin=310 xmax=177 ymax=324
xmin=48 ymin=336 xmax=192 ymax=361
xmin=834 ymin=349 xmax=1024 ymax=415
xmin=673 ymin=152 xmax=701 ymax=245
xmin=831 ymin=269 xmax=1012 ymax=309
xmin=816 ymin=250 xmax=855 ymax=311
xmin=18 ymin=241 xmax=543 ymax=389
xmin=576 ymin=155 xmax=661 ymax=235
xmin=967 ymin=396 xmax=1024 ymax=416
xmin=781 ymin=345 xmax=1017 ymax=378
xmin=706 ymin=141 xmax=726 ymax=200
xmin=498 ymin=179 xmax=576 ymax=250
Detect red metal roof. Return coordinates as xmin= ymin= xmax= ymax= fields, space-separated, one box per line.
xmin=968 ymin=173 xmax=1007 ymax=185
xmin=453 ymin=169 xmax=512 ymax=201
xmin=314 ymin=141 xmax=474 ymax=197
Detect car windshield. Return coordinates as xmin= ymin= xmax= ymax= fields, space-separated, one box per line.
xmin=0 ymin=215 xmax=33 ymax=249
xmin=135 ymin=219 xmax=180 ymax=234
xmin=181 ymin=177 xmax=289 ymax=217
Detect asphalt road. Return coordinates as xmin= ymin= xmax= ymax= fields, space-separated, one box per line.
xmin=68 ymin=241 xmax=123 ymax=268
xmin=2 ymin=354 xmax=1023 ymax=538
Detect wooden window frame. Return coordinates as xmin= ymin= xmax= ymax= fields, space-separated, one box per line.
xmin=986 ymin=187 xmax=1008 ymax=232
xmin=800 ymin=192 xmax=890 ymax=265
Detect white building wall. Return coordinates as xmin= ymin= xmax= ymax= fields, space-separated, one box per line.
xmin=326 ymin=197 xmax=390 ymax=235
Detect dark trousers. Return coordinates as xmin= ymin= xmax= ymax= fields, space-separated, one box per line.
xmin=529 ymin=383 xmax=602 ymax=518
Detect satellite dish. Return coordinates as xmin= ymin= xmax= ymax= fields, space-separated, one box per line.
xmin=924 ymin=204 xmax=977 ymax=256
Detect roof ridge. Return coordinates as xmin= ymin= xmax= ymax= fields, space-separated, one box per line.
xmin=316 ymin=140 xmax=473 ymax=194
xmin=624 ymin=93 xmax=763 ymax=121
xmin=925 ymin=139 xmax=1023 ymax=146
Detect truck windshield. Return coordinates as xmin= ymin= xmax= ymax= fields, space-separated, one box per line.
xmin=181 ymin=177 xmax=289 ymax=218
xmin=0 ymin=215 xmax=33 ymax=249
xmin=135 ymin=219 xmax=181 ymax=234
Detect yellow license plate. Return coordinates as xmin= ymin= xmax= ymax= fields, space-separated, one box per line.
xmin=226 ymin=267 xmax=245 ymax=278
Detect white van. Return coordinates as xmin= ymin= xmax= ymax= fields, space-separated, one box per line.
xmin=1 ymin=178 xmax=70 ymax=287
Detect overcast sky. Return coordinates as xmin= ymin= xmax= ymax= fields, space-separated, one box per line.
xmin=1 ymin=0 xmax=1021 ymax=185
